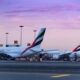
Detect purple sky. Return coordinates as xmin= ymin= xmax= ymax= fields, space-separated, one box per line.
xmin=0 ymin=0 xmax=80 ymax=51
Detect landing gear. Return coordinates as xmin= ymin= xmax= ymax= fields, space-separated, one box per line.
xmin=59 ymin=54 xmax=70 ymax=61
xmin=0 ymin=54 xmax=12 ymax=60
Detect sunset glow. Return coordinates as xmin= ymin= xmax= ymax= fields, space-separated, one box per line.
xmin=0 ymin=0 xmax=80 ymax=51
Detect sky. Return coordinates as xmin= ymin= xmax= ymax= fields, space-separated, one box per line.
xmin=0 ymin=0 xmax=80 ymax=51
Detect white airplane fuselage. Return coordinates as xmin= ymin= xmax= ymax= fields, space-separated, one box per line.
xmin=42 ymin=50 xmax=69 ymax=59
xmin=0 ymin=28 xmax=46 ymax=58
xmin=0 ymin=47 xmax=41 ymax=58
xmin=70 ymin=51 xmax=80 ymax=58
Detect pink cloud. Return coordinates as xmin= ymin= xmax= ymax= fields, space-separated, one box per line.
xmin=5 ymin=4 xmax=80 ymax=14
xmin=10 ymin=18 xmax=21 ymax=22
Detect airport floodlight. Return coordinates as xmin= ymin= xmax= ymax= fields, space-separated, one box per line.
xmin=19 ymin=25 xmax=24 ymax=46
xmin=33 ymin=30 xmax=37 ymax=40
xmin=5 ymin=32 xmax=9 ymax=46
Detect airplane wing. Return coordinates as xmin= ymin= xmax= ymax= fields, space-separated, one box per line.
xmin=29 ymin=48 xmax=43 ymax=54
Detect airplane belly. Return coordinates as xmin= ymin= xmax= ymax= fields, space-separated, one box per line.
xmin=7 ymin=53 xmax=20 ymax=58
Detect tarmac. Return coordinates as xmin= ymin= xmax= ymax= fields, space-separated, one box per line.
xmin=0 ymin=72 xmax=80 ymax=80
xmin=0 ymin=60 xmax=80 ymax=73
xmin=0 ymin=61 xmax=80 ymax=80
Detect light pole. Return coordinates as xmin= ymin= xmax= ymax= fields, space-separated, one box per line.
xmin=33 ymin=30 xmax=37 ymax=40
xmin=5 ymin=32 xmax=9 ymax=46
xmin=19 ymin=25 xmax=24 ymax=46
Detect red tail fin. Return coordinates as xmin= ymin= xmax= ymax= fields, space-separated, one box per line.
xmin=21 ymin=28 xmax=46 ymax=55
xmin=73 ymin=45 xmax=80 ymax=52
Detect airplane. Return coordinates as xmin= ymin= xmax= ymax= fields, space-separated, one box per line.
xmin=41 ymin=49 xmax=70 ymax=60
xmin=52 ymin=45 xmax=80 ymax=60
xmin=58 ymin=45 xmax=80 ymax=61
xmin=69 ymin=45 xmax=80 ymax=58
xmin=0 ymin=28 xmax=46 ymax=59
xmin=41 ymin=45 xmax=80 ymax=60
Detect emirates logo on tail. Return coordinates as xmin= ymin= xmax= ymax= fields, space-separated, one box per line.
xmin=21 ymin=28 xmax=46 ymax=55
xmin=73 ymin=45 xmax=80 ymax=52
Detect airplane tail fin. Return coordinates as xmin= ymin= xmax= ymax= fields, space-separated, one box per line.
xmin=31 ymin=28 xmax=46 ymax=48
xmin=72 ymin=45 xmax=80 ymax=52
xmin=21 ymin=28 xmax=46 ymax=55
